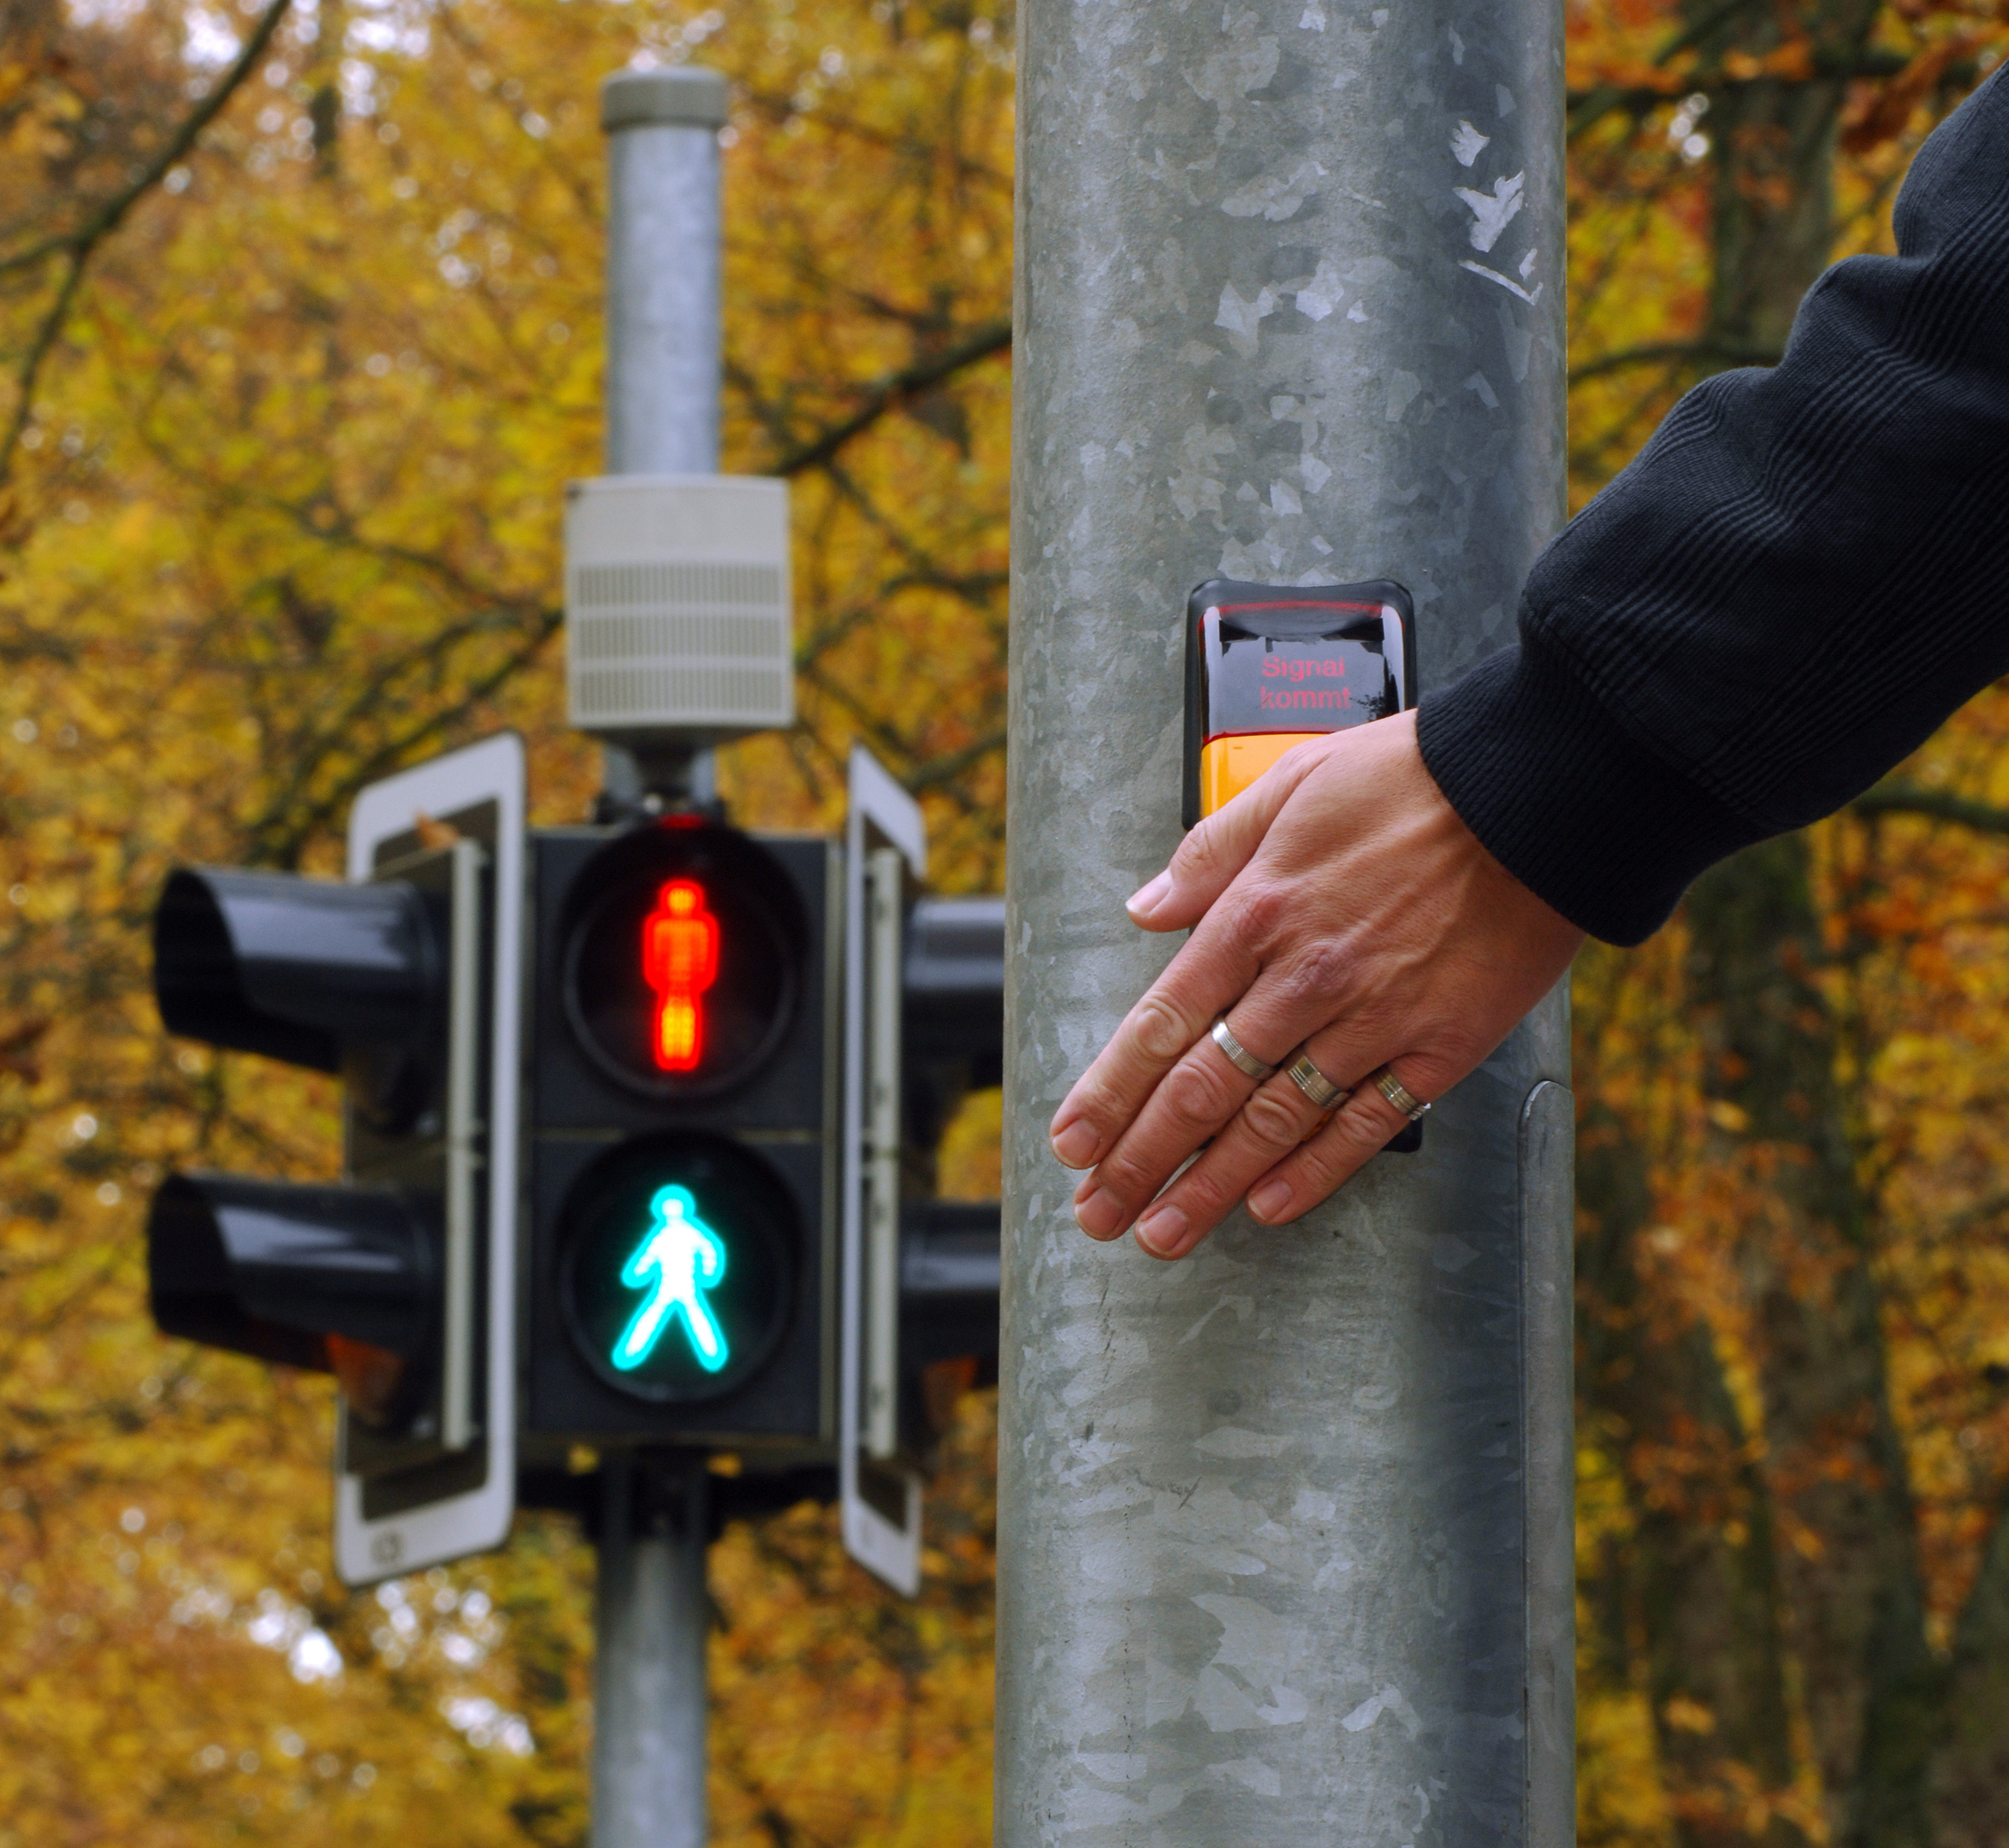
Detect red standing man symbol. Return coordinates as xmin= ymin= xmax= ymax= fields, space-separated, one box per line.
xmin=643 ymin=879 xmax=719 ymax=1073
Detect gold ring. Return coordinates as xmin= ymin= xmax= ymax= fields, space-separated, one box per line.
xmin=1210 ymin=1018 xmax=1276 ymax=1081
xmin=1371 ymin=1066 xmax=1431 ymax=1122
xmin=1283 ymin=1052 xmax=1349 ymax=1111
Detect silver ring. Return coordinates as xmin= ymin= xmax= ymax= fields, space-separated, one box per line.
xmin=1372 ymin=1067 xmax=1431 ymax=1122
xmin=1210 ymin=1018 xmax=1276 ymax=1082
xmin=1283 ymin=1052 xmax=1349 ymax=1111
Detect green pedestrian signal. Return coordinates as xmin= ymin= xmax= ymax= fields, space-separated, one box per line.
xmin=613 ymin=1185 xmax=730 ymax=1375
xmin=557 ymin=1133 xmax=797 ymax=1407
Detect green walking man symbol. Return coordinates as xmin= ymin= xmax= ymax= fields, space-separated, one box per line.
xmin=612 ymin=1184 xmax=730 ymax=1374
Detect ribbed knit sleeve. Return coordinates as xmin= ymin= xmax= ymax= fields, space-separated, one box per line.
xmin=1418 ymin=67 xmax=2009 ymax=947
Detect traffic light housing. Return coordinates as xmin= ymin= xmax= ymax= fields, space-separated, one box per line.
xmin=141 ymin=726 xmax=999 ymax=1594
xmin=521 ymin=820 xmax=838 ymax=1450
xmin=902 ymin=895 xmax=1005 ymax=1194
xmin=146 ymin=736 xmax=524 ymax=1584
xmin=894 ymin=895 xmax=1004 ymax=1458
xmin=147 ymin=1171 xmax=442 ymax=1427
xmin=148 ymin=852 xmax=474 ymax=1461
xmin=152 ymin=865 xmax=445 ymax=1103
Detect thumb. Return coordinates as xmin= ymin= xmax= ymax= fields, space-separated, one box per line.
xmin=1125 ymin=736 xmax=1330 ymax=932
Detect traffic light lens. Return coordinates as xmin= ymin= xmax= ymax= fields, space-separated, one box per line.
xmin=562 ymin=827 xmax=804 ymax=1098
xmin=611 ymin=1184 xmax=731 ymax=1373
xmin=326 ymin=1332 xmax=422 ymax=1430
xmin=559 ymin=1134 xmax=797 ymax=1404
xmin=644 ymin=880 xmax=716 ymax=1074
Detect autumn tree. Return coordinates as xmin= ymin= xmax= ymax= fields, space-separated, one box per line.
xmin=1 ymin=0 xmax=1007 ymax=1841
xmin=1568 ymin=4 xmax=2009 ymax=1845
xmin=12 ymin=1 xmax=2009 ymax=1845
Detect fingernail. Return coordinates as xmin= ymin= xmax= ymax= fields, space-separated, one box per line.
xmin=1051 ymin=1118 xmax=1100 ymax=1169
xmin=1073 ymin=1189 xmax=1123 ymax=1239
xmin=1135 ymin=1205 xmax=1187 ymax=1257
xmin=1125 ymin=871 xmax=1173 ymax=921
xmin=1247 ymin=1179 xmax=1291 ymax=1223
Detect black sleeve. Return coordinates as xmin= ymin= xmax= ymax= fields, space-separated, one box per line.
xmin=1416 ymin=66 xmax=2009 ymax=948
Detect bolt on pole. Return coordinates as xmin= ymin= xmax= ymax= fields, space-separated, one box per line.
xmin=999 ymin=5 xmax=1573 ymax=1844
xmin=591 ymin=63 xmax=728 ymax=1848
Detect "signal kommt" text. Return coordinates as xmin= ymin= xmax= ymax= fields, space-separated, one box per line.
xmin=1258 ymin=686 xmax=1353 ymax=710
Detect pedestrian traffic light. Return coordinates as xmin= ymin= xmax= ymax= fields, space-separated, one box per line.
xmin=146 ymin=736 xmax=525 ymax=1584
xmin=521 ymin=816 xmax=837 ymax=1451
xmin=897 ymin=1199 xmax=1001 ymax=1459
xmin=141 ymin=708 xmax=995 ymax=1595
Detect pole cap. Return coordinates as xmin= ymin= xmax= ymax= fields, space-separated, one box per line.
xmin=601 ymin=66 xmax=730 ymax=133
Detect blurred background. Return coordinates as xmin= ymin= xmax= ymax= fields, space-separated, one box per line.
xmin=2 ymin=0 xmax=2006 ymax=1842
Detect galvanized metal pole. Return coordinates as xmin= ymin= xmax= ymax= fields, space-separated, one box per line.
xmin=591 ymin=63 xmax=726 ymax=1848
xmin=999 ymin=4 xmax=1574 ymax=1845
xmin=600 ymin=63 xmax=726 ymax=807
xmin=592 ymin=1453 xmax=709 ymax=1848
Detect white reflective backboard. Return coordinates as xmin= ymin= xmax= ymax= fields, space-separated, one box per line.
xmin=839 ymin=746 xmax=926 ymax=1596
xmin=335 ymin=733 xmax=525 ymax=1586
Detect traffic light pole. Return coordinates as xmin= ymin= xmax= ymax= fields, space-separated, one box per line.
xmin=999 ymin=6 xmax=1573 ymax=1845
xmin=593 ymin=1452 xmax=708 ymax=1848
xmin=598 ymin=64 xmax=726 ymax=813
xmin=590 ymin=64 xmax=727 ymax=1848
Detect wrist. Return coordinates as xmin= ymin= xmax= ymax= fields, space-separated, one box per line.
xmin=1416 ymin=642 xmax=1757 ymax=946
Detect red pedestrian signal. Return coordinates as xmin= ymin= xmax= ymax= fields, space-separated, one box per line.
xmin=555 ymin=824 xmax=802 ymax=1099
xmin=643 ymin=879 xmax=720 ymax=1074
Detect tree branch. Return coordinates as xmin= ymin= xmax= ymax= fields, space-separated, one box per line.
xmin=1 ymin=0 xmax=294 ymax=483
xmin=905 ymin=727 xmax=1006 ymax=793
xmin=1650 ymin=0 xmax=1771 ymax=68
xmin=1565 ymin=0 xmax=1769 ymax=143
xmin=243 ymin=604 xmax=563 ymax=868
xmin=756 ymin=317 xmax=1011 ymax=478
xmin=1852 ymin=782 xmax=2009 ymax=838
xmin=1567 ymin=47 xmax=1966 ymax=142
xmin=0 ymin=0 xmax=294 ymax=279
xmin=1569 ymin=338 xmax=1782 ymax=384
xmin=1 ymin=251 xmax=86 ymax=466
xmin=734 ymin=86 xmax=1012 ymax=192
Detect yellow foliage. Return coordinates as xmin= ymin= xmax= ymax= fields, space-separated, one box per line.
xmin=8 ymin=0 xmax=2009 ymax=1843
xmin=1 ymin=0 xmax=1007 ymax=1839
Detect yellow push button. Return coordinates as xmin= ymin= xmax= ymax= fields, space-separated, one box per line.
xmin=1197 ymin=732 xmax=1327 ymax=818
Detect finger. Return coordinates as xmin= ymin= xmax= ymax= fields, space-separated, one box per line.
xmin=1124 ymin=734 xmax=1334 ymax=933
xmin=1067 ymin=934 xmax=1365 ymax=1217
xmin=1244 ymin=1057 xmax=1435 ymax=1225
xmin=1129 ymin=1059 xmax=1339 ymax=1259
xmin=1047 ymin=900 xmax=1274 ymax=1171
xmin=1070 ymin=1017 xmax=1271 ymax=1238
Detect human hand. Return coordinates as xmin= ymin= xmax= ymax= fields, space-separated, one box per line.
xmin=1047 ymin=709 xmax=1583 ymax=1259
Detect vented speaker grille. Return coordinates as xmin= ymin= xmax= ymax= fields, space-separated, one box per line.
xmin=565 ymin=477 xmax=794 ymax=742
xmin=571 ymin=610 xmax=781 ymax=664
xmin=573 ymin=561 xmax=784 ymax=613
xmin=572 ymin=662 xmax=791 ymax=721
